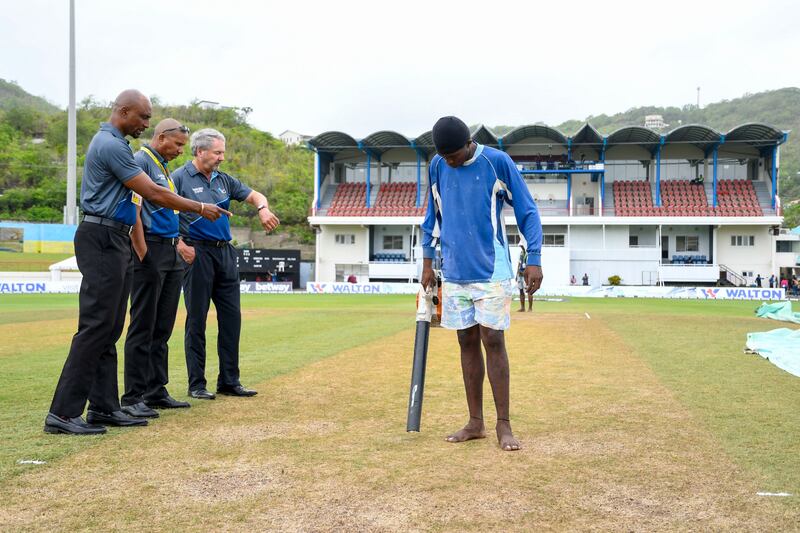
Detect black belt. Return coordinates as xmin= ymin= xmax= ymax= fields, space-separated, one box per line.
xmin=145 ymin=235 xmax=179 ymax=246
xmin=184 ymin=239 xmax=229 ymax=248
xmin=83 ymin=215 xmax=133 ymax=235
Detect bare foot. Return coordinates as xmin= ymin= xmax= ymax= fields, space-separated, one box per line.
xmin=496 ymin=419 xmax=521 ymax=451
xmin=445 ymin=418 xmax=486 ymax=443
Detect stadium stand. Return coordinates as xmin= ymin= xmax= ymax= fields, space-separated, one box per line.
xmin=370 ymin=182 xmax=425 ymax=216
xmin=327 ymin=183 xmax=368 ymax=216
xmin=613 ymin=180 xmax=654 ymax=217
xmin=613 ymin=179 xmax=763 ymax=217
xmin=328 ymin=182 xmax=426 ymax=216
xmin=660 ymin=180 xmax=711 ymax=217
xmin=715 ymin=179 xmax=763 ymax=217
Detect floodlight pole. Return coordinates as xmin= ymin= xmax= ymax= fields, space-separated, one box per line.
xmin=65 ymin=0 xmax=78 ymax=225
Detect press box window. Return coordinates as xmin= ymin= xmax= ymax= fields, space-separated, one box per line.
xmin=382 ymin=235 xmax=404 ymax=250
xmin=335 ymin=234 xmax=355 ymax=245
xmin=629 ymin=235 xmax=639 ymax=247
xmin=676 ymin=236 xmax=699 ymax=252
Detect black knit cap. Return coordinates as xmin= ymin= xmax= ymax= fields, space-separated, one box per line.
xmin=432 ymin=116 xmax=470 ymax=155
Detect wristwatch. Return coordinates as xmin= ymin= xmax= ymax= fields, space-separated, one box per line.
xmin=257 ymin=204 xmax=267 ymax=211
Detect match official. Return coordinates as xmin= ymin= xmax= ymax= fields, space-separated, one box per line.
xmin=173 ymin=128 xmax=279 ymax=400
xmin=121 ymin=119 xmax=193 ymax=418
xmin=44 ymin=90 xmax=230 ymax=435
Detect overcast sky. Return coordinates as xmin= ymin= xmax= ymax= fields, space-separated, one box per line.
xmin=2 ymin=0 xmax=799 ymax=138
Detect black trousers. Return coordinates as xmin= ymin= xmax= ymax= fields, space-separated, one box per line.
xmin=182 ymin=243 xmax=241 ymax=392
xmin=122 ymin=239 xmax=183 ymax=405
xmin=49 ymin=222 xmax=133 ymax=417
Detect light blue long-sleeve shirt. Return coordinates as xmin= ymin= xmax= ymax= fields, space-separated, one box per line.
xmin=421 ymin=144 xmax=542 ymax=283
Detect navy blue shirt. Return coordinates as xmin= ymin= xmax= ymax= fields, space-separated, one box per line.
xmin=133 ymin=145 xmax=179 ymax=238
xmin=80 ymin=122 xmax=143 ymax=225
xmin=172 ymin=161 xmax=252 ymax=241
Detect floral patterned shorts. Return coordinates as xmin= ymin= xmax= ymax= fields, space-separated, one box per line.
xmin=441 ymin=279 xmax=515 ymax=331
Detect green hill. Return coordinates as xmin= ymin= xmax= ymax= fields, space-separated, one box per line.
xmin=0 ymin=79 xmax=60 ymax=114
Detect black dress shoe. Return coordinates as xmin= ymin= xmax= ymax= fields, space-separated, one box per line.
xmin=217 ymin=385 xmax=258 ymax=397
xmin=188 ymin=389 xmax=216 ymax=400
xmin=44 ymin=413 xmax=106 ymax=435
xmin=121 ymin=402 xmax=160 ymax=418
xmin=86 ymin=410 xmax=148 ymax=427
xmin=145 ymin=395 xmax=191 ymax=409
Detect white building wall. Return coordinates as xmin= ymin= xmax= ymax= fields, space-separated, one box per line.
xmin=372 ymin=225 xmax=413 ymax=258
xmin=529 ymin=183 xmax=567 ymax=202
xmin=716 ymin=225 xmax=773 ymax=282
xmin=660 ymin=225 xmax=711 ymax=258
xmin=510 ymin=246 xmax=570 ymax=287
xmin=316 ymin=225 xmax=370 ymax=282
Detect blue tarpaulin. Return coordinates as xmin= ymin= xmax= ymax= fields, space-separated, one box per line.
xmin=755 ymin=301 xmax=800 ymax=324
xmin=746 ymin=328 xmax=800 ymax=378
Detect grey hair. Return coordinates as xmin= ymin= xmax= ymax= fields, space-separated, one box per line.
xmin=190 ymin=128 xmax=226 ymax=156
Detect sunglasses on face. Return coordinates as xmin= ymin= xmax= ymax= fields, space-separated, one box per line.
xmin=162 ymin=125 xmax=190 ymax=135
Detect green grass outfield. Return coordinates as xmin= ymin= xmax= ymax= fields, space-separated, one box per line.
xmin=0 ymin=294 xmax=798 ymax=529
xmin=0 ymin=251 xmax=73 ymax=272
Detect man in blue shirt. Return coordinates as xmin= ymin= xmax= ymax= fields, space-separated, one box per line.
xmin=121 ymin=119 xmax=193 ymax=418
xmin=45 ymin=90 xmax=230 ymax=435
xmin=421 ymin=116 xmax=543 ymax=451
xmin=173 ymin=128 xmax=279 ymax=400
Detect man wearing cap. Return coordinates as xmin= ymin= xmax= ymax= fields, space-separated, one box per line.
xmin=173 ymin=128 xmax=279 ymax=400
xmin=421 ymin=116 xmax=543 ymax=451
xmin=121 ymin=119 xmax=193 ymax=419
xmin=44 ymin=90 xmax=230 ymax=435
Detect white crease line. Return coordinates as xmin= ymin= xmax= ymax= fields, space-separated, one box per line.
xmin=17 ymin=460 xmax=46 ymax=465
xmin=756 ymin=492 xmax=792 ymax=497
xmin=585 ymin=312 xmax=591 ymax=319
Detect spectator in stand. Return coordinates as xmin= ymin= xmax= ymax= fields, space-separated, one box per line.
xmin=780 ymin=277 xmax=788 ymax=291
xmin=570 ymin=275 xmax=576 ymax=285
xmin=793 ymin=275 xmax=799 ymax=297
xmin=347 ymin=273 xmax=357 ymax=283
xmin=691 ymin=173 xmax=704 ymax=185
xmin=582 ymin=273 xmax=589 ymax=286
xmin=755 ymin=274 xmax=762 ymax=288
xmin=769 ymin=274 xmax=776 ymax=288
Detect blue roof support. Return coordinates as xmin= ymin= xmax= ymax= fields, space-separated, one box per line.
xmin=410 ymin=141 xmax=426 ymax=208
xmin=772 ymin=144 xmax=778 ymax=210
xmin=712 ymin=146 xmax=719 ymax=208
xmin=600 ymin=137 xmax=607 ymax=216
xmin=358 ymin=141 xmax=380 ymax=208
xmin=315 ymin=150 xmax=322 ymax=209
xmin=711 ymin=135 xmax=725 ymax=208
xmin=655 ymin=136 xmax=665 ymax=207
xmin=567 ymin=137 xmax=572 ymax=163
xmin=566 ymin=174 xmax=572 ymax=216
xmin=366 ymin=151 xmax=372 ymax=208
xmin=415 ymin=150 xmax=422 ymax=208
xmin=497 ymin=138 xmax=504 ymax=151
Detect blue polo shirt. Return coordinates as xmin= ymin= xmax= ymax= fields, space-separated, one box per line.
xmin=133 ymin=145 xmax=179 ymax=238
xmin=80 ymin=122 xmax=143 ymax=226
xmin=172 ymin=161 xmax=252 ymax=241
